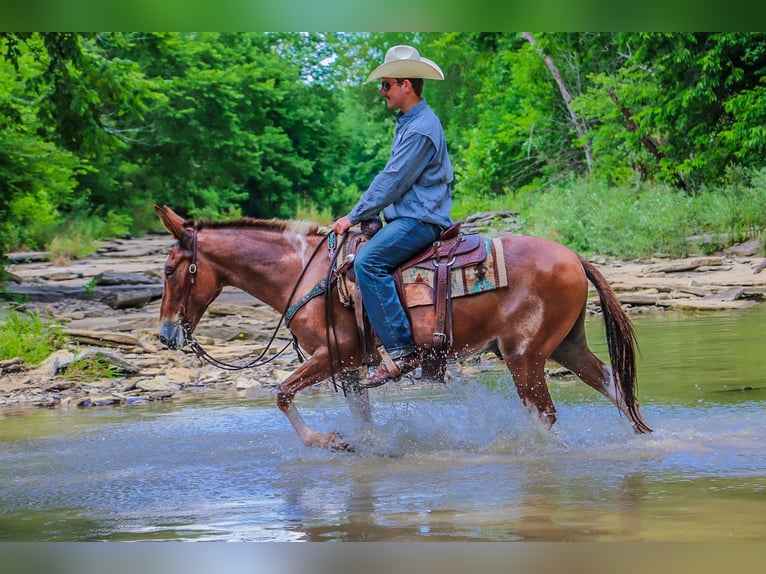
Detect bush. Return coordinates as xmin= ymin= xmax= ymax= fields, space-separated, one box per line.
xmin=453 ymin=190 xmax=515 ymax=222
xmin=521 ymin=172 xmax=766 ymax=259
xmin=48 ymin=211 xmax=132 ymax=261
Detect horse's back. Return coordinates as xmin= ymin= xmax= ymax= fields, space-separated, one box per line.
xmin=499 ymin=234 xmax=588 ymax=295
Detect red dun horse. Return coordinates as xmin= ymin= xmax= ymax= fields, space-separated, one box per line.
xmin=155 ymin=205 xmax=651 ymax=450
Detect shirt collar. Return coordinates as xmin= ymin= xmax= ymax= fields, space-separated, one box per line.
xmin=396 ymin=98 xmax=427 ymax=124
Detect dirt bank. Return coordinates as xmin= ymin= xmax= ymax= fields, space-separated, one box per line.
xmin=2 ymin=229 xmax=764 ymax=410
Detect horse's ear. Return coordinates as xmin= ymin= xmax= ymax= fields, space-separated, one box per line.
xmin=154 ymin=205 xmax=190 ymax=243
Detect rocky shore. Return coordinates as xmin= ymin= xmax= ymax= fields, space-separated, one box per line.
xmin=2 ymin=219 xmax=764 ymax=410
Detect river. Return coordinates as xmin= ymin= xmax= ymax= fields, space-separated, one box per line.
xmin=0 ymin=306 xmax=764 ymax=542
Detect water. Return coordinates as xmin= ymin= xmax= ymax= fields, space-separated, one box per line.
xmin=0 ymin=306 xmax=764 ymax=542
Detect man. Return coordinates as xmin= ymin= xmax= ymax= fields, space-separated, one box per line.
xmin=332 ymin=45 xmax=454 ymax=388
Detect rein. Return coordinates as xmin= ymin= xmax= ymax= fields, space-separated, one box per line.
xmin=177 ymin=225 xmax=342 ymax=373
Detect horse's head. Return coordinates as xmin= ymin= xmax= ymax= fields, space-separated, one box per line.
xmin=154 ymin=205 xmax=222 ymax=350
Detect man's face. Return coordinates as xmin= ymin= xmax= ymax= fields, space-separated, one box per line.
xmin=379 ymin=77 xmax=407 ymax=110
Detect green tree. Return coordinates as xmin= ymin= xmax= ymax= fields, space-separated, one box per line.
xmin=577 ymin=33 xmax=766 ymax=190
xmin=113 ymin=33 xmax=350 ymax=220
xmin=0 ymin=34 xmax=82 ymax=263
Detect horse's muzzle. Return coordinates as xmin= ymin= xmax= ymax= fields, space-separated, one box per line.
xmin=159 ymin=320 xmax=185 ymax=350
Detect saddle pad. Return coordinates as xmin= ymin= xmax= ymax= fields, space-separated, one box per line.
xmin=401 ymin=237 xmax=508 ymax=308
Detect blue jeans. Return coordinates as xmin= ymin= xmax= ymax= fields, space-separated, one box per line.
xmin=353 ymin=217 xmax=442 ymax=359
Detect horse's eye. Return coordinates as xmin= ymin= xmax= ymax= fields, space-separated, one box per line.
xmin=165 ymin=267 xmax=176 ymax=277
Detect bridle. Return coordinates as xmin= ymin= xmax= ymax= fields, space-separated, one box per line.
xmin=176 ymin=227 xmax=199 ymax=339
xmin=172 ymin=224 xmax=344 ymax=373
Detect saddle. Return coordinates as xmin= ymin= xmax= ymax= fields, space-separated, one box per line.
xmin=337 ymin=219 xmax=488 ymax=382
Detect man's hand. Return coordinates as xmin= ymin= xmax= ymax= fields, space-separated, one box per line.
xmin=332 ymin=215 xmax=353 ymax=235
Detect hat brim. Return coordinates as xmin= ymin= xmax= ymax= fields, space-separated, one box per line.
xmin=363 ymin=59 xmax=444 ymax=84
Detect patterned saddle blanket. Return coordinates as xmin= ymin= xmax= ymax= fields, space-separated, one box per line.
xmin=336 ymin=233 xmax=508 ymax=308
xmin=399 ymin=236 xmax=508 ymax=307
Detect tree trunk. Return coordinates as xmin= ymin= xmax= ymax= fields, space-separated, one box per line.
xmin=604 ymin=87 xmax=690 ymax=192
xmin=521 ymin=32 xmax=593 ymax=171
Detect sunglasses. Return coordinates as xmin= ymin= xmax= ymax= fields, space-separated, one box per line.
xmin=381 ymin=80 xmax=404 ymax=92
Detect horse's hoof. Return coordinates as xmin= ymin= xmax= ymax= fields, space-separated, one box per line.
xmin=328 ymin=432 xmax=355 ymax=452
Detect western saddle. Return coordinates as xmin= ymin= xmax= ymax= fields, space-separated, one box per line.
xmin=338 ymin=217 xmax=488 ymax=382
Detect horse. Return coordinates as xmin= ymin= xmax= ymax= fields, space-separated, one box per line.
xmin=154 ymin=204 xmax=652 ymax=450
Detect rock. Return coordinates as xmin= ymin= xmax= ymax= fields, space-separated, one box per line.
xmin=5 ymin=283 xmax=162 ymax=307
xmin=33 ymin=348 xmax=140 ymax=377
xmin=642 ymin=257 xmax=724 ymax=274
xmin=666 ymin=299 xmax=759 ymax=310
xmin=615 ymin=289 xmax=672 ymax=307
xmin=75 ymin=395 xmax=125 ymax=407
xmin=0 ymin=357 xmax=25 ymax=374
xmin=1 ymin=270 xmax=22 ymax=284
xmin=47 ymin=271 xmax=84 ymax=281
xmin=160 ymin=367 xmax=198 ymax=383
xmin=0 ymin=376 xmax=34 ymax=393
xmin=2 ymin=225 xmax=765 ymax=411
xmin=102 ymin=288 xmax=163 ymax=309
xmin=703 ymin=287 xmax=746 ymax=302
xmin=94 ymin=271 xmax=162 ymax=285
xmin=36 ymin=350 xmax=77 ymax=376
xmin=271 ymin=369 xmax=294 ymax=382
xmin=727 ymin=238 xmax=762 ymax=257
xmin=235 ymin=378 xmax=262 ymax=390
xmin=64 ymin=329 xmax=141 ymax=348
xmin=6 ymin=251 xmax=50 ymax=263
xmin=77 ymin=349 xmax=141 ymax=374
xmin=44 ymin=380 xmax=80 ymax=392
xmin=675 ymin=285 xmax=713 ymax=297
xmin=135 ymin=379 xmax=182 ymax=393
xmin=697 ymin=265 xmax=732 ymax=272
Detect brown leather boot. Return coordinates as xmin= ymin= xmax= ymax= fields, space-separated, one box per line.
xmin=360 ymin=352 xmax=420 ymax=389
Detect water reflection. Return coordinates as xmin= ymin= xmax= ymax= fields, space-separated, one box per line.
xmin=0 ymin=307 xmax=764 ymax=541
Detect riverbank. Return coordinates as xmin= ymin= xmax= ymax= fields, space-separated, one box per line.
xmin=2 ymin=229 xmax=764 ymax=410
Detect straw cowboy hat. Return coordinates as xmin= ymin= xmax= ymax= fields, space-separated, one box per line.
xmin=363 ymin=45 xmax=444 ymax=84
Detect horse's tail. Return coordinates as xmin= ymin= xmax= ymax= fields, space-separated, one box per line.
xmin=579 ymin=255 xmax=653 ymax=433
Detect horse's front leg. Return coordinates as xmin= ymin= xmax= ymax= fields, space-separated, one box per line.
xmin=276 ymin=356 xmax=350 ymax=450
xmin=341 ymin=370 xmax=372 ymax=424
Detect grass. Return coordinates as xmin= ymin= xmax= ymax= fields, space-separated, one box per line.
xmin=0 ymin=309 xmax=65 ymax=366
xmin=454 ymin=172 xmax=766 ymax=259
xmin=64 ymin=355 xmax=125 ymax=381
xmin=7 ymin=170 xmax=765 ymax=269
xmin=0 ymin=308 xmax=125 ymax=380
xmin=47 ymin=211 xmax=131 ymax=262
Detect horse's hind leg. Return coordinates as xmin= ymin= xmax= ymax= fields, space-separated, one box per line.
xmin=505 ymin=354 xmax=558 ymax=428
xmin=549 ymin=310 xmax=632 ymax=419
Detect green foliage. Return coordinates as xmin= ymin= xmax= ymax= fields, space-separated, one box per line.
xmin=452 ymin=191 xmax=515 ymax=222
xmin=2 ymin=32 xmax=766 ymax=265
xmin=523 ymin=171 xmax=766 ymax=258
xmin=111 ymin=32 xmax=352 ymax=221
xmin=64 ymin=355 xmax=124 ymax=381
xmin=0 ymin=43 xmax=82 ymax=255
xmin=47 ymin=211 xmax=131 ymax=261
xmin=295 ymin=201 xmax=333 ymax=226
xmin=0 ymin=309 xmax=65 ymax=365
xmin=82 ymin=278 xmax=98 ymax=297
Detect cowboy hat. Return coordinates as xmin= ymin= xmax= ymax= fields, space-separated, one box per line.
xmin=363 ymin=45 xmax=444 ymax=84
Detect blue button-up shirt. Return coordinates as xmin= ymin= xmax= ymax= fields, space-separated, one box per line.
xmin=349 ymin=99 xmax=454 ymax=229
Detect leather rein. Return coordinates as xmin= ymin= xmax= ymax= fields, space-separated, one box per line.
xmin=176 ymin=225 xmax=343 ymax=372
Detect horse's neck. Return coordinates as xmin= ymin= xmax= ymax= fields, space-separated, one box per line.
xmin=209 ymin=228 xmax=326 ymax=312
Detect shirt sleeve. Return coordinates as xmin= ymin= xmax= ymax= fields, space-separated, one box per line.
xmin=348 ymin=133 xmax=434 ymax=224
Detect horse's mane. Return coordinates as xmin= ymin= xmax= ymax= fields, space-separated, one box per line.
xmin=187 ymin=217 xmax=323 ymax=236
